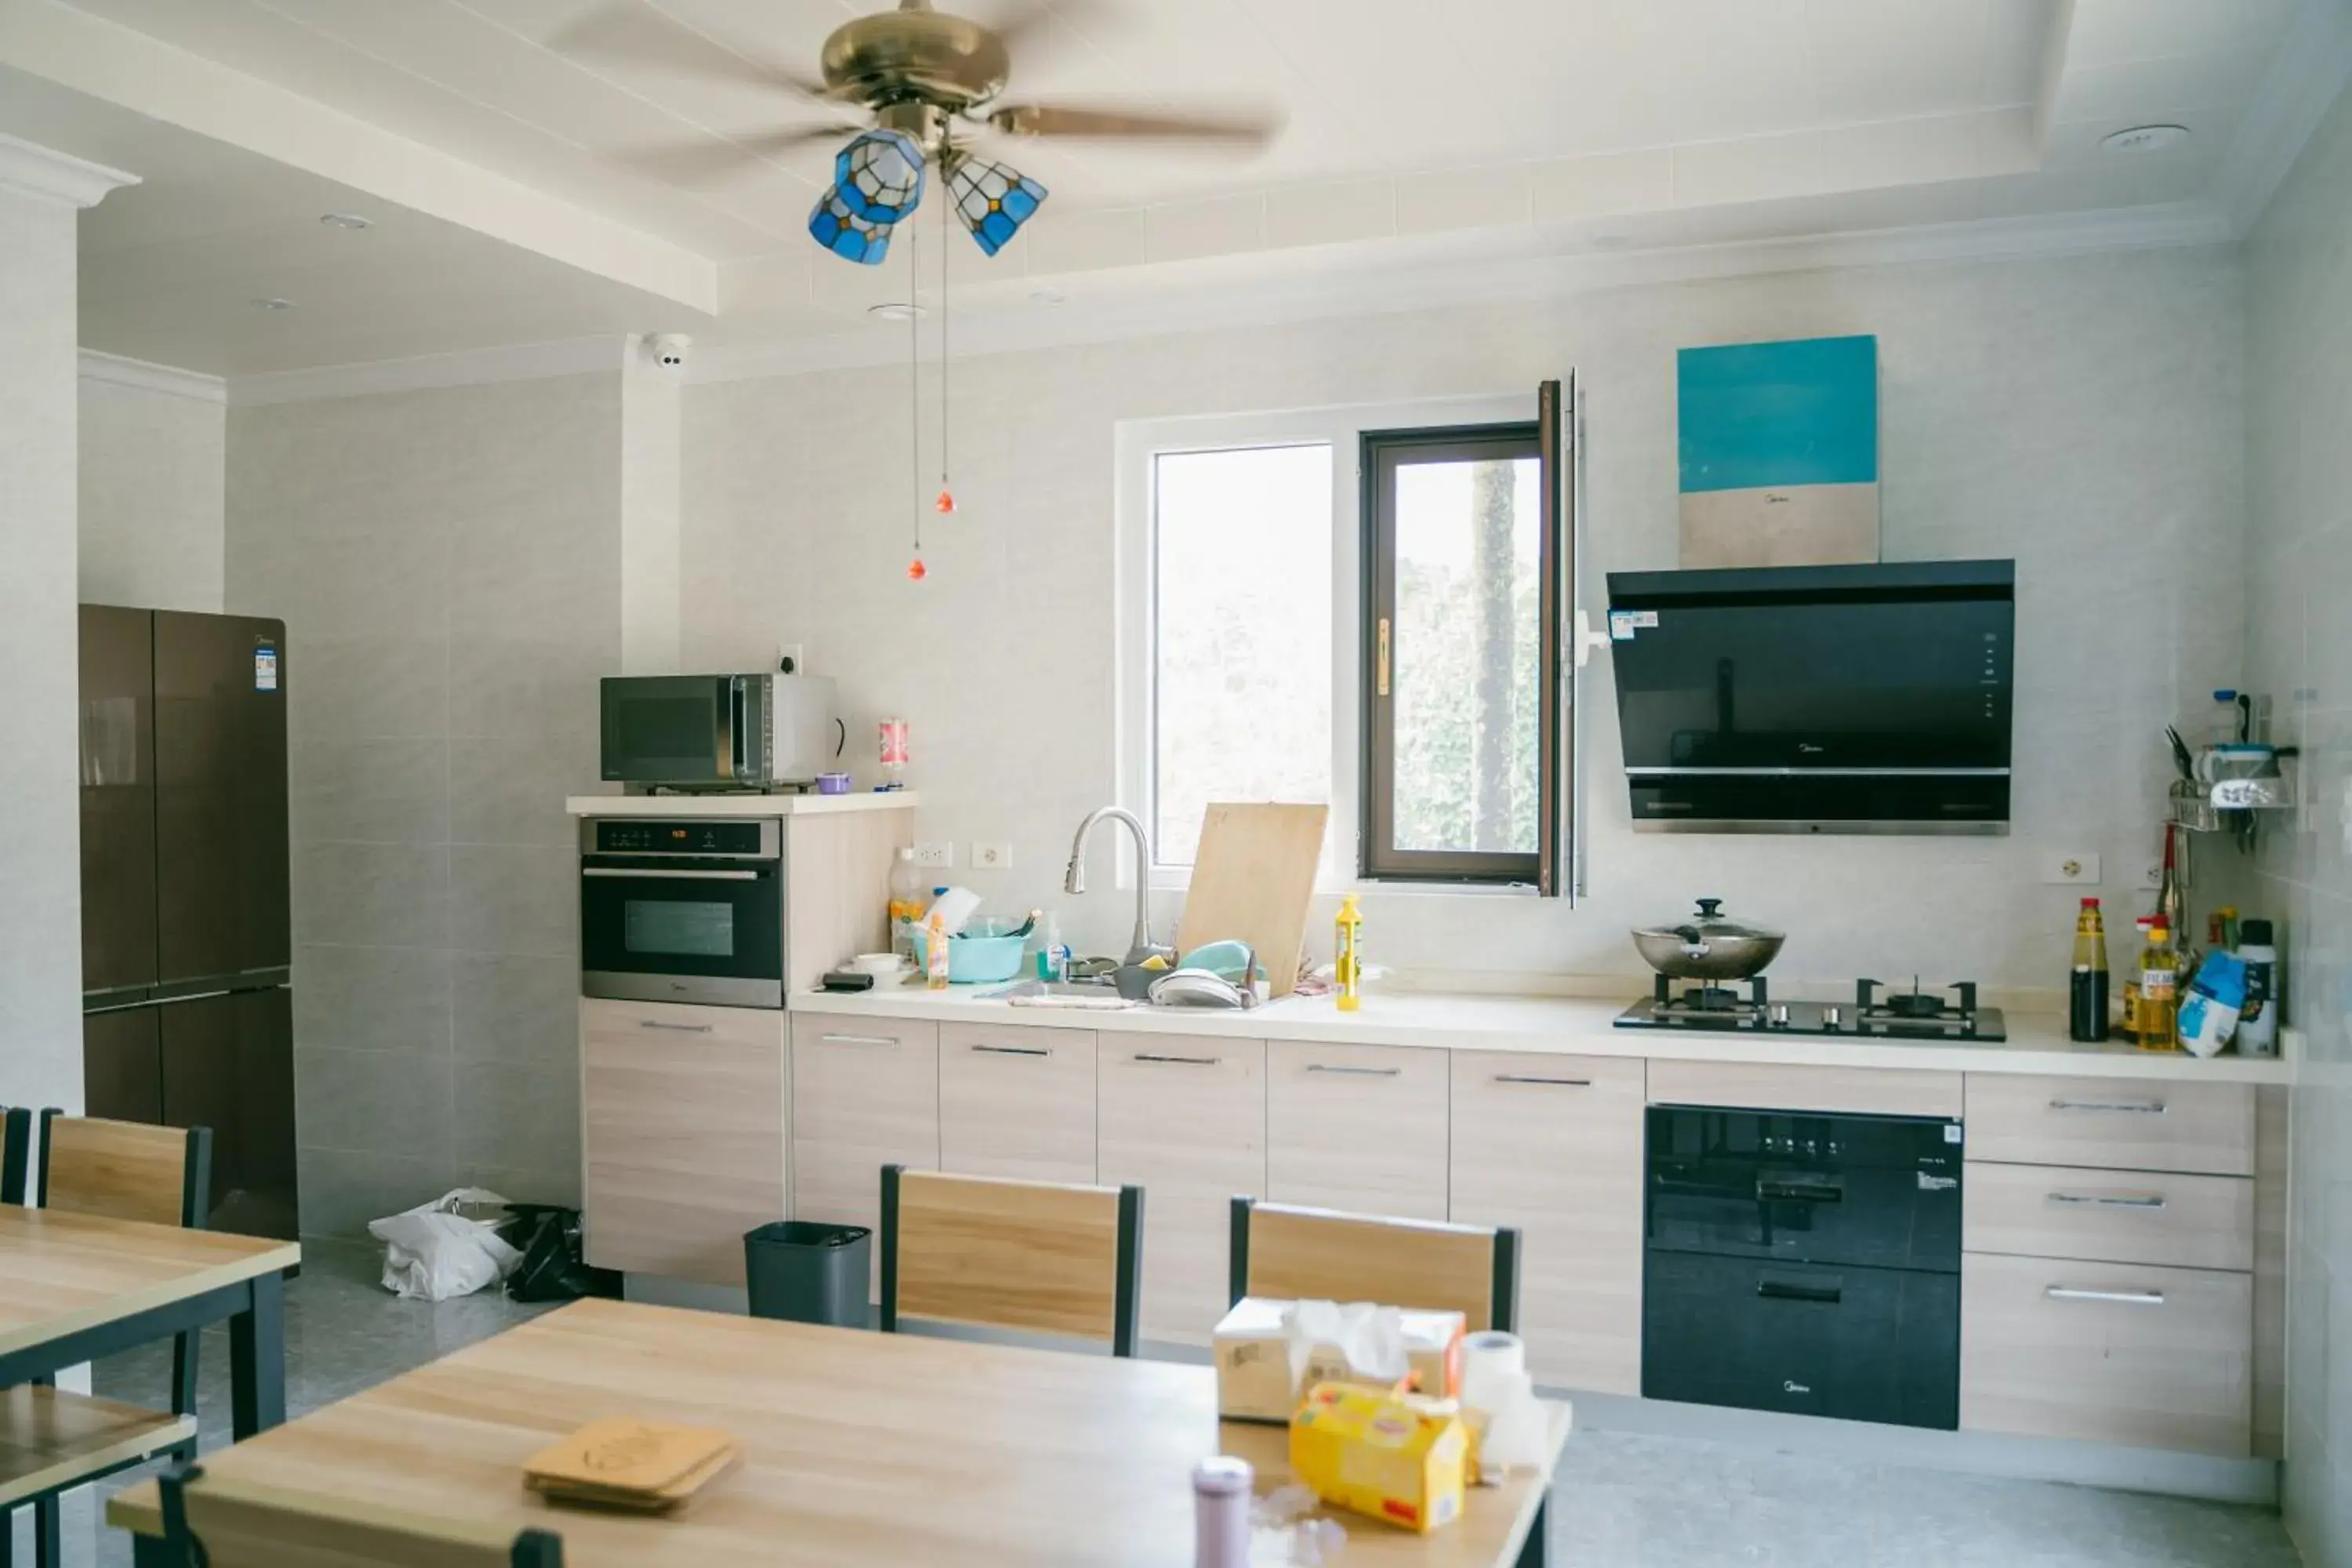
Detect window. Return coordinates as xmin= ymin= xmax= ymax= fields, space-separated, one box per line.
xmin=1150 ymin=444 xmax=1334 ymax=866
xmin=1120 ymin=385 xmax=1577 ymax=895
xmin=1363 ymin=426 xmax=1548 ymax=882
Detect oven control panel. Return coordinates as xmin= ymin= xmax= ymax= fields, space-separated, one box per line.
xmin=590 ymin=819 xmax=771 ymax=857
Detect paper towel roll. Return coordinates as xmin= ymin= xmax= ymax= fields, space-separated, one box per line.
xmin=1461 ymin=1330 xmax=1527 ymax=1414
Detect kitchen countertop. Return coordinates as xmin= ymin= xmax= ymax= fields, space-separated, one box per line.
xmin=789 ymin=984 xmax=2299 ymax=1083
xmin=566 ymin=792 xmax=919 ymax=818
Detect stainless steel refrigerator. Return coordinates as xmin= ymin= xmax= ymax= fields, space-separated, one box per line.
xmin=79 ymin=605 xmax=296 ymax=1239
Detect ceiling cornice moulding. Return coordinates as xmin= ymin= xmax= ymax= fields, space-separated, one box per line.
xmin=78 ymin=349 xmax=225 ymax=404
xmin=227 ymin=336 xmax=630 ymax=408
xmin=2212 ymin=0 xmax=2352 ymax=235
xmin=0 ymin=129 xmax=135 ymax=209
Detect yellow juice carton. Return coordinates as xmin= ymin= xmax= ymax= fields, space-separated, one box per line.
xmin=1287 ymin=1381 xmax=1468 ymax=1534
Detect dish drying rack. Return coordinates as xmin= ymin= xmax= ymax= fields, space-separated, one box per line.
xmin=2165 ymin=690 xmax=2300 ymax=842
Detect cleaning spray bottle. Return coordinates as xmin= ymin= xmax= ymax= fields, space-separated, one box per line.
xmin=1334 ymin=893 xmax=1363 ymax=1012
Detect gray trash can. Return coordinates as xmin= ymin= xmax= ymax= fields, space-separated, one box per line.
xmin=743 ymin=1221 xmax=871 ymax=1327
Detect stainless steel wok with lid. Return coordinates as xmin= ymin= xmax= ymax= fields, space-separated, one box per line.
xmin=1631 ymin=898 xmax=1785 ymax=981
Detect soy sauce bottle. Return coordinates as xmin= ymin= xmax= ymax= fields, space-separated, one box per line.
xmin=2070 ymin=897 xmax=2111 ymax=1042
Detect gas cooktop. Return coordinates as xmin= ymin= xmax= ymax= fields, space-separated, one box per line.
xmin=1614 ymin=975 xmax=2007 ymax=1042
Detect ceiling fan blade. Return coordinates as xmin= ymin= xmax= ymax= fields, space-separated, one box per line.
xmin=986 ymin=103 xmax=1279 ymax=145
xmin=615 ymin=125 xmax=860 ymax=187
xmin=547 ymin=4 xmax=842 ymax=103
xmin=984 ymin=0 xmax=1098 ymax=53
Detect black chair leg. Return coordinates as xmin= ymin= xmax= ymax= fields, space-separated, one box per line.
xmin=1515 ymin=1493 xmax=1550 ymax=1568
xmin=172 ymin=1328 xmax=200 ymax=1419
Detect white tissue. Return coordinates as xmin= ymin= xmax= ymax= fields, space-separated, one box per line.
xmin=1285 ymin=1299 xmax=1412 ymax=1386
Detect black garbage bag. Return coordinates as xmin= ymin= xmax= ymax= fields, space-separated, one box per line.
xmin=495 ymin=1204 xmax=622 ymax=1304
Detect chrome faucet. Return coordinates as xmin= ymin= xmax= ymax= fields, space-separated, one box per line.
xmin=1062 ymin=806 xmax=1174 ymax=967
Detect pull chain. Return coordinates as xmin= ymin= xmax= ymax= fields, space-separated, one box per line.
xmin=906 ymin=211 xmax=926 ymax=581
xmin=935 ymin=192 xmax=955 ymax=517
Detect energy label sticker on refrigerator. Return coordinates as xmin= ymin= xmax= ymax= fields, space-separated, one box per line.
xmin=254 ymin=642 xmax=278 ymax=692
xmin=1610 ymin=609 xmax=1658 ymax=641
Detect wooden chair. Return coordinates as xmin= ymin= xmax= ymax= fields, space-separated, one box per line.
xmin=1 ymin=1106 xmax=29 ymax=1205
xmin=1 ymin=1114 xmax=213 ymax=1568
xmin=156 ymin=1463 xmax=564 ymax=1566
xmin=1227 ymin=1197 xmax=1522 ymax=1332
xmin=879 ymin=1166 xmax=1145 ymax=1356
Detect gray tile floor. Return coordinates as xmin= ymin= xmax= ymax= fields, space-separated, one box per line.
xmin=7 ymin=1243 xmax=2309 ymax=1566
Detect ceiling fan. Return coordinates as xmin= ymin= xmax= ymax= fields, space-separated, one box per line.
xmin=560 ymin=0 xmax=1281 ymax=265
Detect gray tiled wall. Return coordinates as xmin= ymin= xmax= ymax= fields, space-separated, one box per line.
xmin=2245 ymin=73 xmax=2352 ymax=1568
xmin=226 ymin=373 xmax=621 ymax=1237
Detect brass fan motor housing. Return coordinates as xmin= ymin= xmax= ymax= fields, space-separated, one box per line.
xmin=818 ymin=8 xmax=1011 ymax=114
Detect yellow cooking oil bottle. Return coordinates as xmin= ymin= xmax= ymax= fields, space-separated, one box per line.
xmin=1334 ymin=894 xmax=1363 ymax=1012
xmin=2136 ymin=917 xmax=2180 ymax=1051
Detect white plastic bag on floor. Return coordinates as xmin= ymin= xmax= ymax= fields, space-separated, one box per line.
xmin=369 ymin=1188 xmax=521 ymax=1301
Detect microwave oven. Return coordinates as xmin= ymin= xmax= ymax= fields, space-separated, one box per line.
xmin=600 ymin=673 xmax=840 ymax=791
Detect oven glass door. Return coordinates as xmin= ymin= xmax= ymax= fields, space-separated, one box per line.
xmin=579 ymin=858 xmax=782 ymax=1007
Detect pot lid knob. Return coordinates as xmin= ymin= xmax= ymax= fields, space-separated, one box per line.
xmin=1694 ymin=898 xmax=1723 ymax=917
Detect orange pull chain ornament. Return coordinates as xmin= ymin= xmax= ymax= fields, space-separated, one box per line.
xmin=935 ymin=488 xmax=956 ymax=514
xmin=906 ymin=556 xmax=927 ymax=580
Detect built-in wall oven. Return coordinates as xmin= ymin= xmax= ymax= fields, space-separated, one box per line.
xmin=1643 ymin=1105 xmax=1962 ymax=1430
xmin=579 ymin=818 xmax=784 ymax=1008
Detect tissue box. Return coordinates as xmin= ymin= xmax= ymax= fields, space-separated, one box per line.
xmin=1214 ymin=1298 xmax=1466 ymax=1422
xmin=1289 ymin=1382 xmax=1468 ymax=1534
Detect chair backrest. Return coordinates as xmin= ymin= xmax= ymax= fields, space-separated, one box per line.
xmin=1229 ymin=1198 xmax=1520 ymax=1333
xmin=880 ymin=1166 xmax=1144 ymax=1356
xmin=38 ymin=1111 xmax=211 ymax=1228
xmin=1 ymin=1106 xmax=28 ymax=1205
xmin=158 ymin=1465 xmax=562 ymax=1567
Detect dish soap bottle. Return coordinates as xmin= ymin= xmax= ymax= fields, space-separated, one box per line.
xmin=1334 ymin=894 xmax=1363 ymax=1012
xmin=2136 ymin=917 xmax=2180 ymax=1051
xmin=925 ymin=911 xmax=951 ymax=991
xmin=887 ymin=848 xmax=926 ymax=962
xmin=2069 ymin=898 xmax=2110 ymax=1043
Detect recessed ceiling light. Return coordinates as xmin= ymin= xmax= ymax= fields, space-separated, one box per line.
xmin=249 ymin=297 xmax=295 ymax=311
xmin=319 ymin=212 xmax=372 ymax=230
xmin=2102 ymin=124 xmax=2190 ymax=154
xmin=868 ymin=302 xmax=926 ymax=321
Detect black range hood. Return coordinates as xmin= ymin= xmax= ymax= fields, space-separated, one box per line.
xmin=1605 ymin=559 xmax=2014 ymax=834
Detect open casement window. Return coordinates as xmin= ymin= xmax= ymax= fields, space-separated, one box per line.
xmin=1360 ymin=378 xmax=1578 ymax=892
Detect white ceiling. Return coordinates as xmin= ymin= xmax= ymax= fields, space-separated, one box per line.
xmin=0 ymin=0 xmax=2333 ymax=376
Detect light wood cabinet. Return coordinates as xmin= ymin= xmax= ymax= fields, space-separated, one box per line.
xmin=938 ymin=1022 xmax=1097 ymax=1185
xmin=1960 ymin=1250 xmax=2252 ymax=1456
xmin=1097 ymin=1035 xmax=1267 ymax=1345
xmin=579 ymin=999 xmax=788 ymax=1287
xmin=789 ymin=1016 xmax=939 ymax=1298
xmin=1963 ymin=1161 xmax=2255 ymax=1273
xmin=1266 ymin=1042 xmax=1448 ymax=1221
xmin=1449 ymin=1052 xmax=1646 ymax=1394
xmin=1962 ymin=1076 xmax=2254 ymax=1176
xmin=1646 ymin=1059 xmax=1960 ymax=1118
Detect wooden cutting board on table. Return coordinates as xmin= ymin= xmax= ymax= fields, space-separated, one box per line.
xmin=1174 ymin=803 xmax=1330 ymax=998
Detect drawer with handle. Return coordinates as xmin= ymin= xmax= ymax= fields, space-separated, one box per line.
xmin=938 ymin=1022 xmax=1097 ymax=1184
xmin=789 ymin=1017 xmax=939 ymax=1299
xmin=1268 ymin=1041 xmax=1447 ymax=1221
xmin=1963 ymin=1076 xmax=2255 ymax=1176
xmin=1963 ymin=1161 xmax=2255 ymax=1272
xmin=581 ymin=996 xmax=785 ymax=1051
xmin=1961 ymin=1250 xmax=2252 ymax=1456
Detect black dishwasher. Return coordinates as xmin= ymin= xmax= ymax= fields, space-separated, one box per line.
xmin=1642 ymin=1105 xmax=1962 ymax=1429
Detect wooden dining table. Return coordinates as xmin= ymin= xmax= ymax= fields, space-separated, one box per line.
xmin=0 ymin=1205 xmax=299 ymax=1440
xmin=111 ymin=1297 xmax=1568 ymax=1566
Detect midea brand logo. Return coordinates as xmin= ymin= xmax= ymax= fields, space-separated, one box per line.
xmin=1783 ymin=1380 xmax=1811 ymax=1395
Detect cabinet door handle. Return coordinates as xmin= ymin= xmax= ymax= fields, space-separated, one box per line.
xmin=1305 ymin=1064 xmax=1400 ymax=1077
xmin=971 ymin=1044 xmax=1051 ymax=1057
xmin=2047 ymin=1192 xmax=2167 ymax=1210
xmin=2048 ymin=1098 xmax=2166 ymax=1115
xmin=638 ymin=1020 xmax=714 ymax=1034
xmin=2046 ymin=1286 xmax=2166 ymax=1306
xmin=818 ymin=1033 xmax=898 ymax=1048
xmin=1756 ymin=1279 xmax=1842 ymax=1305
xmin=1493 ymin=1074 xmax=1592 ymax=1087
xmin=1134 ymin=1053 xmax=1220 ymax=1066
xmin=584 ymin=867 xmax=760 ymax=882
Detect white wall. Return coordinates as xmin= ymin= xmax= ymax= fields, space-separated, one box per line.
xmin=683 ymin=246 xmax=2246 ymax=993
xmin=225 ymin=372 xmax=622 ymax=1235
xmin=78 ymin=372 xmax=226 ymax=612
xmin=0 ymin=185 xmax=89 ymax=1112
xmin=2245 ymin=73 xmax=2352 ymax=1568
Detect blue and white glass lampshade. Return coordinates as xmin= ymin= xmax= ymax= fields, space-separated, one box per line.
xmin=807 ymin=129 xmax=927 ymax=266
xmin=946 ymin=154 xmax=1047 ymax=256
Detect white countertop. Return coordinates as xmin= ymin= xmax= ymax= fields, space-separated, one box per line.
xmin=567 ymin=792 xmax=919 ymax=818
xmin=789 ymin=984 xmax=2298 ymax=1083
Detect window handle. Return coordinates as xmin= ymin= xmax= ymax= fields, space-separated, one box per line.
xmin=1376 ymin=617 xmax=1391 ymax=698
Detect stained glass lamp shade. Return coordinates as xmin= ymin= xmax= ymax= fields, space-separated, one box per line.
xmin=947 ymin=154 xmax=1047 ymax=256
xmin=808 ymin=129 xmax=927 ymax=266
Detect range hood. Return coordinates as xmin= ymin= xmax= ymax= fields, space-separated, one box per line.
xmin=1605 ymin=559 xmax=2014 ymax=834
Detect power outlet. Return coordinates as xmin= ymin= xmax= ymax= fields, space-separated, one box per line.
xmin=2140 ymin=861 xmax=2165 ymax=891
xmin=971 ymin=842 xmax=1011 ymax=870
xmin=913 ymin=841 xmax=954 ymax=869
xmin=2043 ymin=852 xmax=2102 ymax=885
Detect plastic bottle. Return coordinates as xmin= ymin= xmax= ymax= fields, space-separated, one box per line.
xmin=2136 ymin=918 xmax=2180 ymax=1052
xmin=1191 ymin=1457 xmax=1253 ymax=1568
xmin=2069 ymin=898 xmax=2111 ymax=1043
xmin=1030 ymin=913 xmax=1060 ymax=982
xmin=878 ymin=716 xmax=909 ymax=789
xmin=887 ymin=848 xmax=926 ymax=962
xmin=1334 ymin=893 xmax=1363 ymax=1012
xmin=2177 ymin=951 xmax=2248 ymax=1058
xmin=2235 ymin=918 xmax=2280 ymax=1057
xmin=925 ymin=910 xmax=951 ymax=991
